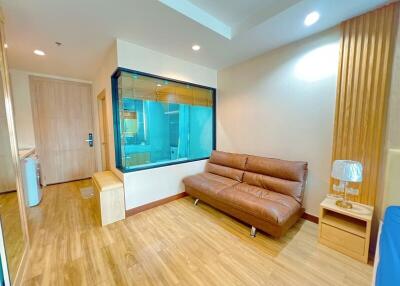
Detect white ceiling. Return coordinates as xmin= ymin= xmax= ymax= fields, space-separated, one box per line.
xmin=1 ymin=0 xmax=389 ymax=81
xmin=173 ymin=0 xmax=302 ymax=36
xmin=189 ymin=0 xmax=285 ymax=28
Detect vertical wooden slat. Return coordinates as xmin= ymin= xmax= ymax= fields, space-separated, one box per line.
xmin=355 ymin=13 xmax=370 ymax=200
xmin=360 ymin=10 xmax=378 ymax=204
xmin=347 ymin=21 xmax=357 ymax=160
xmin=330 ymin=3 xmax=399 ymax=206
xmin=334 ymin=23 xmax=350 ymax=161
xmin=331 ymin=25 xmax=345 ymax=165
xmin=364 ymin=8 xmax=383 ymax=204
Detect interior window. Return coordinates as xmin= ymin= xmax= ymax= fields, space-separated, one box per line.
xmin=113 ymin=70 xmax=215 ymax=172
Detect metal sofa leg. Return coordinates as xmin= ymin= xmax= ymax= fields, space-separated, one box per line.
xmin=250 ymin=226 xmax=257 ymax=237
xmin=194 ymin=198 xmax=200 ymax=206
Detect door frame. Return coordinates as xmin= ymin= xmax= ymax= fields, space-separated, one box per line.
xmin=97 ymin=90 xmax=110 ymax=171
xmin=0 ymin=14 xmax=30 ymax=285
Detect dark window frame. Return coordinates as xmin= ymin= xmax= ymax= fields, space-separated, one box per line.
xmin=111 ymin=67 xmax=217 ymax=173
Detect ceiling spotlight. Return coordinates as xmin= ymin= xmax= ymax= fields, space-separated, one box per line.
xmin=304 ymin=11 xmax=320 ymax=26
xmin=34 ymin=49 xmax=46 ymax=56
xmin=192 ymin=44 xmax=201 ymax=51
xmin=4 ymin=43 xmax=8 ymax=49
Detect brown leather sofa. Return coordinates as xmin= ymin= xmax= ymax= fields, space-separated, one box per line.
xmin=183 ymin=151 xmax=308 ymax=238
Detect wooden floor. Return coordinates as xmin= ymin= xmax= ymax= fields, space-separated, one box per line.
xmin=0 ymin=191 xmax=25 ymax=282
xmin=23 ymin=180 xmax=373 ymax=286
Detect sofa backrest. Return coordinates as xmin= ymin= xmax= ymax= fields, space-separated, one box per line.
xmin=243 ymin=155 xmax=308 ymax=203
xmin=206 ymin=151 xmax=247 ymax=182
xmin=205 ymin=151 xmax=308 ymax=203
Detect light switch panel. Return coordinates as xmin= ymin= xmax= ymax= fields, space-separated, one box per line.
xmin=333 ymin=184 xmax=344 ymax=192
xmin=347 ymin=188 xmax=359 ymax=195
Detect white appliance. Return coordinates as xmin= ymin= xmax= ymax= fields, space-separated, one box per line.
xmin=21 ymin=155 xmax=42 ymax=207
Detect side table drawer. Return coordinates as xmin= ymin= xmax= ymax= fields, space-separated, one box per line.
xmin=320 ymin=223 xmax=365 ymax=256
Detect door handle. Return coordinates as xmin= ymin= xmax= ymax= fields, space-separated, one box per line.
xmin=85 ymin=133 xmax=93 ymax=147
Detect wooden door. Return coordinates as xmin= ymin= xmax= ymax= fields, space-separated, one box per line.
xmin=97 ymin=90 xmax=110 ymax=171
xmin=0 ymin=73 xmax=16 ymax=192
xmin=30 ymin=76 xmax=95 ymax=185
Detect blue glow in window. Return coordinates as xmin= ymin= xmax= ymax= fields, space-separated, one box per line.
xmin=112 ymin=69 xmax=215 ymax=172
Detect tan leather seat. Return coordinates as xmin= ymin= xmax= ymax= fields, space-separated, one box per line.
xmin=219 ymin=183 xmax=301 ymax=225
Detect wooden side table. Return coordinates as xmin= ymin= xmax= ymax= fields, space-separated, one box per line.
xmin=318 ymin=196 xmax=373 ymax=263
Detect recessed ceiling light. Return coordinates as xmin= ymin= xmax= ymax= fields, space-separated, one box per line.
xmin=304 ymin=11 xmax=320 ymax=26
xmin=4 ymin=43 xmax=8 ymax=49
xmin=34 ymin=49 xmax=46 ymax=56
xmin=157 ymin=84 xmax=162 ymax=87
xmin=192 ymin=44 xmax=201 ymax=51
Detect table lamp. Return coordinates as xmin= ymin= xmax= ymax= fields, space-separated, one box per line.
xmin=331 ymin=160 xmax=363 ymax=209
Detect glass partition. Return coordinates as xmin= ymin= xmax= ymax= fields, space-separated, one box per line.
xmin=112 ymin=69 xmax=215 ymax=172
xmin=0 ymin=21 xmax=27 ymax=284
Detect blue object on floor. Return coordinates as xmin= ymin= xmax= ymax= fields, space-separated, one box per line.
xmin=21 ymin=157 xmax=42 ymax=207
xmin=376 ymin=206 xmax=400 ymax=286
xmin=0 ymin=257 xmax=4 ymax=286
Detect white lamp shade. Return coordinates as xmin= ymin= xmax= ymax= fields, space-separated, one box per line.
xmin=331 ymin=160 xmax=363 ymax=182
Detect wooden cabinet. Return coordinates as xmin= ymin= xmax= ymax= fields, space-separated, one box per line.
xmin=318 ymin=197 xmax=373 ymax=263
xmin=92 ymin=171 xmax=125 ymax=226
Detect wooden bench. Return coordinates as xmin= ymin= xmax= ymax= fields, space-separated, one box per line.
xmin=92 ymin=171 xmax=125 ymax=226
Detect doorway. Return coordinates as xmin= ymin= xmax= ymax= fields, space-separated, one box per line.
xmin=97 ymin=90 xmax=110 ymax=171
xmin=30 ymin=76 xmax=95 ymax=185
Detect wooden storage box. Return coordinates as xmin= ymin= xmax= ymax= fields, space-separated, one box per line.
xmin=92 ymin=171 xmax=125 ymax=226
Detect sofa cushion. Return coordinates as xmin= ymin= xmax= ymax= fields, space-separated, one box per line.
xmin=244 ymin=155 xmax=307 ymax=203
xmin=219 ymin=183 xmax=301 ymax=225
xmin=183 ymin=172 xmax=238 ymax=198
xmin=243 ymin=172 xmax=304 ymax=203
xmin=205 ymin=162 xmax=244 ymax=182
xmin=209 ymin=150 xmax=248 ymax=170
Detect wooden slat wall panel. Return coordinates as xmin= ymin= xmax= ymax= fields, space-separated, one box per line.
xmin=330 ymin=2 xmax=399 ymax=206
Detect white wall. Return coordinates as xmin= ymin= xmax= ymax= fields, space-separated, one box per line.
xmin=116 ymin=39 xmax=217 ymax=210
xmin=377 ymin=14 xmax=400 ymax=220
xmin=9 ymin=70 xmax=35 ymax=149
xmin=385 ymin=15 xmax=400 ymax=151
xmin=217 ymin=28 xmax=340 ymax=216
xmin=124 ymin=161 xmax=207 ymax=210
xmin=117 ymin=39 xmax=217 ymax=87
xmin=92 ymin=43 xmax=118 ymax=175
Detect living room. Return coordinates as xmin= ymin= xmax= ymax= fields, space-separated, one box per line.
xmin=0 ymin=0 xmax=398 ymax=285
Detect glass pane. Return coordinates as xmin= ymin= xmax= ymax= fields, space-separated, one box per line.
xmin=0 ymin=28 xmax=25 ymax=283
xmin=115 ymin=71 xmax=214 ymax=171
